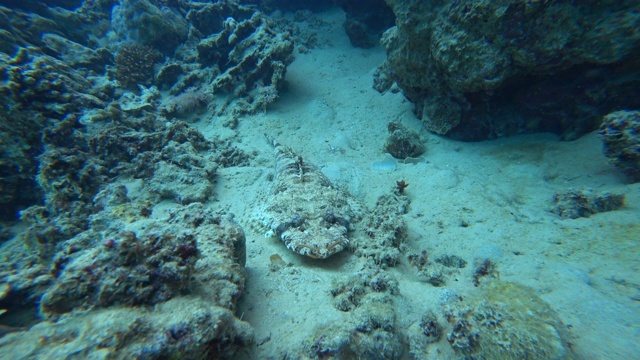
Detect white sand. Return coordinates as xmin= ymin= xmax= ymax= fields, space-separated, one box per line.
xmin=198 ymin=9 xmax=639 ymax=359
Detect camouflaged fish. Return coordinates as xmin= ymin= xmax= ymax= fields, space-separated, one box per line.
xmin=260 ymin=136 xmax=364 ymax=259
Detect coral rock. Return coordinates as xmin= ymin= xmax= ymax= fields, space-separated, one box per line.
xmin=598 ymin=110 xmax=640 ymax=182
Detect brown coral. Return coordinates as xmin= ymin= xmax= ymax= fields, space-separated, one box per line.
xmin=113 ymin=43 xmax=163 ymax=89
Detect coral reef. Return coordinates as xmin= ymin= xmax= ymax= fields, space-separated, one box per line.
xmin=553 ymin=188 xmax=625 ymax=219
xmin=90 ymin=0 xmax=297 ymax=120
xmin=376 ymin=0 xmax=640 ymax=140
xmin=102 ymin=0 xmax=293 ymax=120
xmin=0 ymin=98 xmax=247 ymax=356
xmin=0 ymin=2 xmax=258 ymax=352
xmin=598 ymin=110 xmax=640 ymax=182
xmin=1 ymin=196 xmax=251 ymax=357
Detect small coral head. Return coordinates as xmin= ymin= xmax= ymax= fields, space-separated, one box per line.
xmin=396 ymin=180 xmax=409 ymax=193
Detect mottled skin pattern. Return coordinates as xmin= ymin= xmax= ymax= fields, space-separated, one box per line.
xmin=262 ymin=136 xmax=364 ymax=259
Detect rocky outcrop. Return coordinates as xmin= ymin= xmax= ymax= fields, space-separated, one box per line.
xmin=376 ymin=0 xmax=640 ymax=140
xmin=190 ymin=5 xmax=294 ymax=117
xmin=1 ymin=205 xmax=253 ymax=358
xmin=111 ymin=0 xmax=189 ymax=55
xmin=599 ymin=110 xmax=640 ymax=182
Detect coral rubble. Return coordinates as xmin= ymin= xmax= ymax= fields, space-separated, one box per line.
xmin=553 ymin=188 xmax=625 ymax=219
xmin=353 ymin=192 xmax=409 ymax=267
xmin=304 ymin=266 xmax=403 ymax=359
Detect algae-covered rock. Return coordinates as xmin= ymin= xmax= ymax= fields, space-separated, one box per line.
xmin=599 ymin=110 xmax=640 ymax=182
xmin=384 ymin=121 xmax=425 ymax=160
xmin=0 ymin=297 xmax=253 ymax=359
xmin=111 ymin=0 xmax=188 ymax=55
xmin=377 ymin=0 xmax=640 ymax=140
xmin=443 ymin=281 xmax=575 ymax=360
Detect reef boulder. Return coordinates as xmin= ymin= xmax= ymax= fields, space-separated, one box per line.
xmin=376 ymin=0 xmax=640 ymax=140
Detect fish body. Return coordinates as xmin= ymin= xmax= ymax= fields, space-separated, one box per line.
xmin=261 ymin=137 xmax=363 ymax=259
